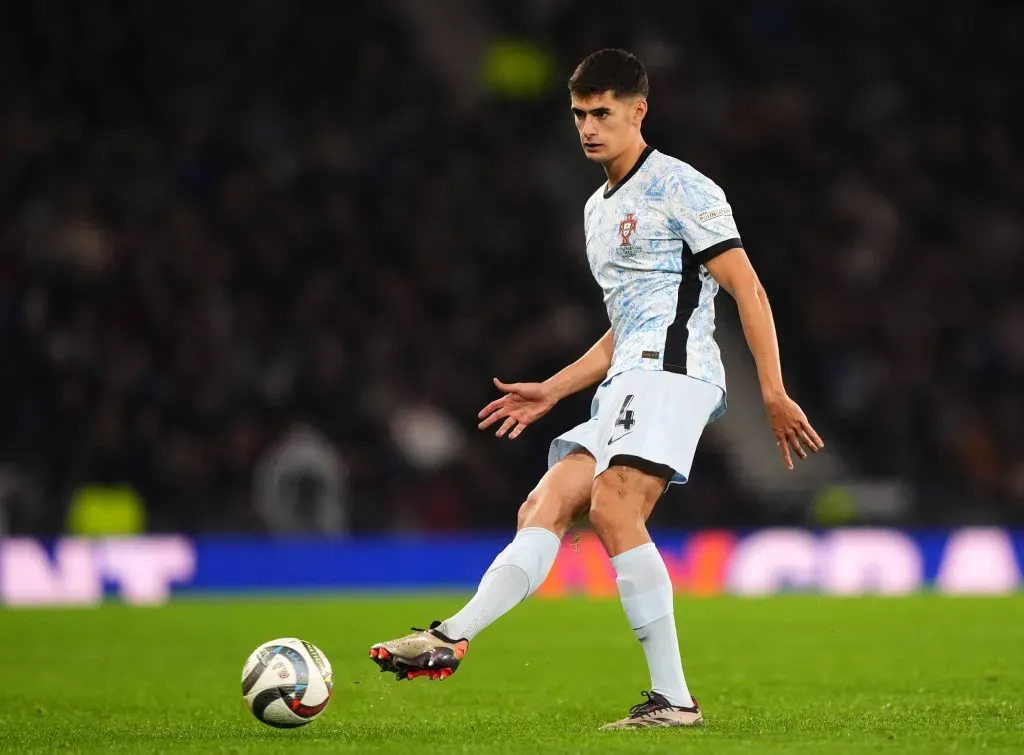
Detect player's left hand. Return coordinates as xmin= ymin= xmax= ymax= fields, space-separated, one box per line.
xmin=478 ymin=378 xmax=558 ymax=440
xmin=764 ymin=394 xmax=824 ymax=470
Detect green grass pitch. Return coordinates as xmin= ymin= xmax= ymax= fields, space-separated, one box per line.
xmin=1 ymin=596 xmax=1022 ymax=753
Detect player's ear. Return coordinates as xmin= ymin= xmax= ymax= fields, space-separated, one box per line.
xmin=632 ymin=97 xmax=648 ymax=125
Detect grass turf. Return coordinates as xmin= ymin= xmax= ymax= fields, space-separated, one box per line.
xmin=0 ymin=596 xmax=1022 ymax=753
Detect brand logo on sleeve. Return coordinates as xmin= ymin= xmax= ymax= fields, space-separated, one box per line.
xmin=698 ymin=207 xmax=732 ymax=223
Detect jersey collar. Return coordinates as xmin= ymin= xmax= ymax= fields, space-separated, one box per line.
xmin=603 ymin=145 xmax=655 ymax=199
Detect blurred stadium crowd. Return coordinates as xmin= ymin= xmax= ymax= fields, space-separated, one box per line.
xmin=1 ymin=1 xmax=1021 ymax=534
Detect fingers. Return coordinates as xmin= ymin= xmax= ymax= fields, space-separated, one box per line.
xmin=803 ymin=420 xmax=824 ymax=450
xmin=495 ymin=414 xmax=533 ymax=439
xmin=496 ymin=416 xmax=517 ymax=438
xmin=777 ymin=437 xmax=793 ymax=470
xmin=478 ymin=395 xmax=512 ymax=429
xmin=787 ymin=430 xmax=808 ymax=460
xmin=797 ymin=426 xmax=825 ymax=453
xmin=478 ymin=397 xmax=507 ymax=420
xmin=493 ymin=377 xmax=522 ymax=394
xmin=773 ymin=403 xmax=823 ymax=469
xmin=778 ymin=424 xmax=824 ymax=469
xmin=478 ymin=407 xmax=508 ymax=430
xmin=798 ymin=429 xmax=817 ymax=452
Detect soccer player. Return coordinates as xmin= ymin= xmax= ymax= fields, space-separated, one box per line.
xmin=369 ymin=49 xmax=823 ymax=730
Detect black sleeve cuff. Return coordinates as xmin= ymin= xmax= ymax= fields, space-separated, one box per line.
xmin=692 ymin=238 xmax=743 ymax=266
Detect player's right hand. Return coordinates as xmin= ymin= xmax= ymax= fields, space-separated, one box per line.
xmin=478 ymin=378 xmax=558 ymax=440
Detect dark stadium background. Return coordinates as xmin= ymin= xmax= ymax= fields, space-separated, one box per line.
xmin=1 ymin=0 xmax=1021 ymax=538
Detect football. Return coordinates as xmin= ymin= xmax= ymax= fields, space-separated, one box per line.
xmin=241 ymin=637 xmax=333 ymax=728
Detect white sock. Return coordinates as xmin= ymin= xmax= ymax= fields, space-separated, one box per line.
xmin=611 ymin=542 xmax=692 ymax=707
xmin=438 ymin=527 xmax=561 ymax=641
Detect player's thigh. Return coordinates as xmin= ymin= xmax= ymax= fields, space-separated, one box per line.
xmin=518 ymin=449 xmax=595 ymax=535
xmin=590 ymin=457 xmax=670 ymax=529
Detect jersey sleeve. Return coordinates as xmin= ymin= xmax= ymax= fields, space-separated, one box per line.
xmin=668 ymin=169 xmax=743 ymax=265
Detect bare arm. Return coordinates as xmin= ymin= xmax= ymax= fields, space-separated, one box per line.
xmin=479 ymin=329 xmax=613 ymax=439
xmin=705 ymin=248 xmax=823 ymax=468
xmin=705 ymin=249 xmax=785 ymax=401
xmin=543 ymin=328 xmax=613 ymax=400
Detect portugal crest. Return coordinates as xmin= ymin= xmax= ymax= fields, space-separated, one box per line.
xmin=617 ymin=212 xmax=641 ymax=258
xmin=619 ymin=213 xmax=638 ymax=246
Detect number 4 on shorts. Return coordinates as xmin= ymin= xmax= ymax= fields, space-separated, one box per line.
xmin=615 ymin=394 xmax=636 ymax=431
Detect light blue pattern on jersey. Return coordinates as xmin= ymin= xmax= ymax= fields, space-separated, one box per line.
xmin=583 ymin=149 xmax=741 ymax=420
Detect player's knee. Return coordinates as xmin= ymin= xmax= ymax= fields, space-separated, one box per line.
xmin=589 ymin=465 xmax=663 ymax=535
xmin=516 ymin=494 xmax=539 ymax=530
xmin=588 ymin=500 xmax=638 ymax=540
xmin=588 ymin=469 xmax=639 ymax=534
xmin=517 ymin=487 xmax=577 ymax=535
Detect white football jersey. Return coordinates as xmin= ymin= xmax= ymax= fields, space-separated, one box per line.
xmin=583 ymin=146 xmax=742 ymax=420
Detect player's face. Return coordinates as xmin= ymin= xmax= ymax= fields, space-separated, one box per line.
xmin=570 ymin=91 xmax=646 ymax=163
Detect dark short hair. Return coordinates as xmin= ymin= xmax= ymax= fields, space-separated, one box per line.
xmin=568 ymin=49 xmax=649 ymax=99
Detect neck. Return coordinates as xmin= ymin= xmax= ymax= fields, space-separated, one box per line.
xmin=604 ymin=139 xmax=649 ymax=188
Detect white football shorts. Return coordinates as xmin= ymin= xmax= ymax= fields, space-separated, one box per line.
xmin=548 ymin=368 xmax=724 ymax=485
